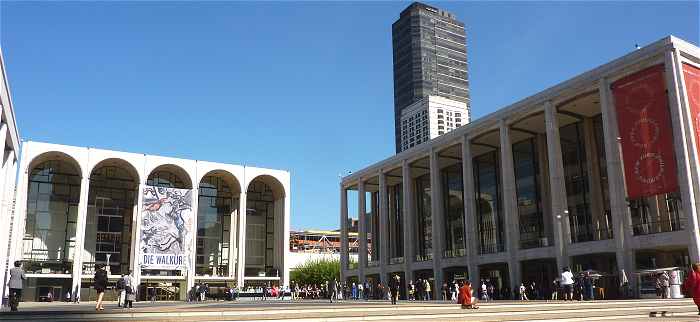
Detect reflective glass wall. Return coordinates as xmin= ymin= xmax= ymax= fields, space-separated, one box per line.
xmin=513 ymin=139 xmax=548 ymax=249
xmin=441 ymin=163 xmax=465 ymax=258
xmin=414 ymin=174 xmax=432 ymax=261
xmin=197 ymin=176 xmax=235 ymax=276
xmin=388 ymin=183 xmax=404 ymax=262
xmin=473 ymin=151 xmax=504 ymax=254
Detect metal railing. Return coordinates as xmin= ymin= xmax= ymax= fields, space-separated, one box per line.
xmin=519 ymin=237 xmax=551 ymax=250
xmin=570 ymin=225 xmax=613 ymax=243
xmin=479 ymin=242 xmax=505 ymax=255
xmin=633 ymin=219 xmax=684 ymax=236
xmin=443 ymin=248 xmax=466 ymax=258
xmin=415 ymin=253 xmax=433 ymax=262
xmin=389 ymin=257 xmax=404 ymax=265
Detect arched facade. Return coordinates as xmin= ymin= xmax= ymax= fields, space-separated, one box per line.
xmin=8 ymin=142 xmax=290 ymax=301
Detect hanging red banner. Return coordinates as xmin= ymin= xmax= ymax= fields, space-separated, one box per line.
xmin=612 ymin=64 xmax=678 ymax=199
xmin=682 ymin=63 xmax=700 ymax=162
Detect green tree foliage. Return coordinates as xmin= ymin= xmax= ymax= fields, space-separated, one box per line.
xmin=290 ymin=258 xmax=340 ymax=286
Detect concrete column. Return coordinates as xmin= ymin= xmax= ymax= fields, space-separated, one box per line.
xmin=402 ymin=161 xmax=415 ymax=283
xmin=378 ymin=171 xmax=389 ymax=285
xmin=499 ymin=120 xmax=521 ymax=290
xmin=186 ymin=187 xmax=199 ymax=293
xmin=0 ymin=123 xmax=9 ymax=287
xmin=599 ymin=78 xmax=634 ymax=289
xmin=429 ymin=149 xmax=444 ymax=296
xmin=228 ymin=196 xmax=238 ymax=279
xmin=665 ymin=50 xmax=700 ymax=262
xmin=583 ymin=118 xmax=606 ymax=239
xmin=131 ymin=184 xmax=145 ymax=287
xmin=537 ymin=134 xmax=555 ymax=245
xmin=282 ymin=192 xmax=291 ymax=288
xmin=340 ymin=185 xmax=349 ymax=280
xmin=71 ymin=174 xmax=90 ymax=299
xmin=237 ymin=191 xmax=247 ymax=288
xmin=358 ymin=180 xmax=367 ymax=283
xmin=461 ymin=135 xmax=479 ymax=287
xmin=544 ymin=101 xmax=570 ymax=270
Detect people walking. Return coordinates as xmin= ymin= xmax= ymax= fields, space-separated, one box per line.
xmin=660 ymin=271 xmax=671 ymax=299
xmin=451 ymin=281 xmax=458 ymax=301
xmin=358 ymin=281 xmax=364 ymax=300
xmin=682 ymin=263 xmax=700 ymax=315
xmin=519 ymin=283 xmax=529 ymax=301
xmin=94 ymin=263 xmax=108 ymax=311
xmin=561 ymin=267 xmax=574 ymax=301
xmin=441 ymin=281 xmax=448 ymax=301
xmin=8 ymin=261 xmax=26 ymax=312
xmin=123 ymin=271 xmax=135 ymax=309
xmin=481 ymin=281 xmax=489 ymax=301
xmin=408 ymin=280 xmax=415 ymax=301
xmin=116 ymin=273 xmax=126 ymax=307
xmin=389 ymin=274 xmax=401 ymax=305
xmin=551 ymin=278 xmax=560 ymax=300
xmin=424 ymin=279 xmax=431 ymax=301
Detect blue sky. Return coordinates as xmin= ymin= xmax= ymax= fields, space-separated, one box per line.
xmin=1 ymin=1 xmax=697 ymax=230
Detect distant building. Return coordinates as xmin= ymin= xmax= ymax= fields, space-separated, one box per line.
xmin=400 ymin=95 xmax=469 ymax=151
xmin=289 ymin=229 xmax=359 ymax=270
xmin=392 ymin=2 xmax=470 ymax=152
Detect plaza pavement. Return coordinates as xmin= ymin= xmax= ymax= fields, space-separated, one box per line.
xmin=0 ymin=298 xmax=697 ymax=322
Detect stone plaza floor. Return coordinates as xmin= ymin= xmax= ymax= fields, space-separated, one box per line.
xmin=0 ymin=298 xmax=697 ymax=321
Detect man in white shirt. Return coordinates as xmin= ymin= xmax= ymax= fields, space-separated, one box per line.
xmin=561 ymin=268 xmax=574 ymax=301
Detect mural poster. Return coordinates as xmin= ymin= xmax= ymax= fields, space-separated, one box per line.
xmin=139 ymin=186 xmax=193 ymax=270
xmin=682 ymin=63 xmax=700 ymax=160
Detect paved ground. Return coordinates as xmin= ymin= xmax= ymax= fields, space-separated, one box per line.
xmin=0 ymin=298 xmax=697 ymax=321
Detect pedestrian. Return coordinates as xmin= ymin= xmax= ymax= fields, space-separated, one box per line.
xmin=660 ymin=271 xmax=671 ymax=299
xmin=442 ymin=281 xmax=448 ymax=301
xmin=458 ymin=281 xmax=478 ymax=309
xmin=519 ymin=283 xmax=529 ymax=301
xmin=424 ymin=279 xmax=431 ymax=301
xmin=408 ymin=280 xmax=415 ymax=301
xmin=683 ymin=263 xmax=700 ymax=315
xmin=116 ymin=273 xmax=126 ymax=307
xmin=358 ymin=281 xmax=364 ymax=300
xmin=481 ymin=281 xmax=489 ymax=301
xmin=584 ymin=272 xmax=594 ymax=300
xmin=416 ymin=278 xmax=423 ymax=301
xmin=551 ymin=278 xmax=560 ymax=300
xmin=561 ymin=267 xmax=574 ymax=301
xmin=8 ymin=261 xmax=26 ymax=312
xmin=351 ymin=282 xmax=357 ymax=300
xmin=94 ymin=263 xmax=108 ymax=311
xmin=389 ymin=274 xmax=400 ymax=305
xmin=123 ymin=271 xmax=135 ymax=309
xmin=451 ymin=280 xmax=458 ymax=301
xmin=329 ymin=279 xmax=337 ymax=303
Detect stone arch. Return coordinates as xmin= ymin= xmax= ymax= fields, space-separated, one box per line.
xmin=147 ymin=164 xmax=192 ymax=189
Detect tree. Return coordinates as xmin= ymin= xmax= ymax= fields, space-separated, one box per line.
xmin=290 ymin=258 xmax=340 ymax=286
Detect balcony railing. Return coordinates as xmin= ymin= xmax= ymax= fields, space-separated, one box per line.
xmin=415 ymin=253 xmax=433 ymax=262
xmin=389 ymin=257 xmax=404 ymax=265
xmin=443 ymin=248 xmax=466 ymax=258
xmin=570 ymin=224 xmax=613 ymax=243
xmin=519 ymin=237 xmax=551 ymax=250
xmin=367 ymin=261 xmax=379 ymax=267
xmin=633 ymin=219 xmax=684 ymax=236
xmin=479 ymin=242 xmax=505 ymax=255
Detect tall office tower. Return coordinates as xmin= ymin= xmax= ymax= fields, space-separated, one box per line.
xmin=392 ymin=2 xmax=470 ymax=153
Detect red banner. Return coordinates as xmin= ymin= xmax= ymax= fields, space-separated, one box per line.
xmin=682 ymin=63 xmax=700 ymax=163
xmin=612 ymin=64 xmax=678 ymax=199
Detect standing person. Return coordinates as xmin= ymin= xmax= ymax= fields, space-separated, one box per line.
xmin=94 ymin=263 xmax=108 ymax=311
xmin=416 ymin=279 xmax=423 ymax=301
xmin=8 ymin=261 xmax=26 ymax=312
xmin=328 ymin=279 xmax=337 ymax=303
xmin=551 ymin=278 xmax=560 ymax=300
xmin=682 ymin=263 xmax=700 ymax=315
xmin=561 ymin=267 xmax=574 ymax=301
xmin=451 ymin=281 xmax=458 ymax=301
xmin=351 ymin=282 xmax=357 ymax=300
xmin=584 ymin=272 xmax=594 ymax=300
xmin=519 ymin=283 xmax=529 ymax=301
xmin=458 ymin=281 xmax=479 ymax=309
xmin=481 ymin=281 xmax=489 ymax=301
xmin=424 ymin=279 xmax=431 ymax=301
xmin=116 ymin=273 xmax=126 ymax=308
xmin=408 ymin=280 xmax=415 ymax=301
xmin=123 ymin=271 xmax=135 ymax=309
xmin=660 ymin=271 xmax=671 ymax=299
xmin=441 ymin=281 xmax=448 ymax=301
xmin=389 ymin=274 xmax=401 ymax=305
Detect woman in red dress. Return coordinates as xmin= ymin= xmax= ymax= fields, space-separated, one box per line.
xmin=458 ymin=281 xmax=479 ymax=309
xmin=683 ymin=263 xmax=700 ymax=315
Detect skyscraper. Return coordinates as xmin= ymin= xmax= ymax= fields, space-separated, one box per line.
xmin=392 ymin=2 xmax=470 ymax=153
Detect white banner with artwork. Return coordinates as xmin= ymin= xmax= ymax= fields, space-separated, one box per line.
xmin=139 ymin=186 xmax=193 ymax=270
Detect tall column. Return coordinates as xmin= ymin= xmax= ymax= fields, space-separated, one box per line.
xmin=186 ymin=187 xmax=199 ymax=293
xmin=228 ymin=196 xmax=238 ymax=279
xmin=402 ymin=161 xmax=415 ymax=283
xmin=461 ymin=135 xmax=479 ymax=287
xmin=0 ymin=123 xmax=9 ymax=287
xmin=131 ymin=183 xmax=145 ymax=287
xmin=237 ymin=191 xmax=247 ymax=288
xmin=665 ymin=50 xmax=700 ymax=262
xmin=599 ymin=78 xmax=633 ymax=284
xmin=429 ymin=149 xmax=444 ymax=296
xmin=583 ymin=118 xmax=606 ymax=240
xmin=378 ymin=172 xmax=389 ymax=284
xmin=544 ymin=101 xmax=570 ymax=270
xmin=358 ymin=180 xmax=367 ymax=283
xmin=340 ymin=186 xmax=349 ymax=281
xmin=499 ymin=120 xmax=521 ymax=290
xmin=71 ymin=174 xmax=90 ymax=299
xmin=282 ymin=192 xmax=291 ymax=288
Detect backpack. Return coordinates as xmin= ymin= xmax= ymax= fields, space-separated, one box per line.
xmin=116 ymin=278 xmax=126 ymax=290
